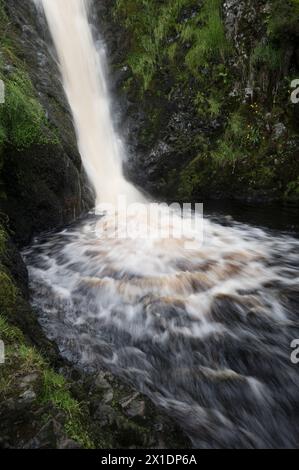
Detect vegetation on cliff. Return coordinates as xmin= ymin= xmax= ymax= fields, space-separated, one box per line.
xmin=0 ymin=0 xmax=93 ymax=246
xmin=0 ymin=220 xmax=95 ymax=448
xmin=114 ymin=0 xmax=299 ymax=203
xmin=0 ymin=1 xmax=57 ymax=171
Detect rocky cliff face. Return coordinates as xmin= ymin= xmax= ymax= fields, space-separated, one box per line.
xmin=97 ymin=0 xmax=299 ymax=205
xmin=0 ymin=0 xmax=94 ymax=246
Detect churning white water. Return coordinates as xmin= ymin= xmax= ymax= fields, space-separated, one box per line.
xmin=28 ymin=0 xmax=299 ymax=448
xmin=35 ymin=0 xmax=142 ymax=206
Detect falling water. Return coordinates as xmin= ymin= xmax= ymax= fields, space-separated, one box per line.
xmin=28 ymin=0 xmax=299 ymax=448
xmin=35 ymin=0 xmax=142 ymax=206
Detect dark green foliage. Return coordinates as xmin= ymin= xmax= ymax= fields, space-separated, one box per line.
xmin=0 ymin=317 xmax=95 ymax=448
xmin=251 ymin=43 xmax=283 ymax=71
xmin=267 ymin=0 xmax=299 ymax=40
xmin=0 ymin=69 xmax=55 ymax=150
xmin=0 ymin=222 xmax=95 ymax=448
xmin=0 ymin=7 xmax=57 ymax=152
xmin=182 ymin=0 xmax=231 ymax=74
xmin=114 ymin=0 xmax=299 ymax=202
xmin=0 ymin=1 xmax=59 ymax=206
xmin=114 ymin=0 xmax=231 ymax=91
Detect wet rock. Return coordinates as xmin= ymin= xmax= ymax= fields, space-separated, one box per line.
xmin=103 ymin=390 xmax=114 ymax=404
xmin=18 ymin=390 xmax=37 ymax=403
xmin=58 ymin=438 xmax=82 ymax=450
xmin=93 ymin=403 xmax=117 ymax=427
xmin=120 ymin=392 xmax=140 ymax=409
xmin=24 ymin=419 xmax=64 ymax=449
xmin=125 ymin=399 xmax=146 ymax=418
xmin=94 ymin=372 xmax=111 ymax=390
xmin=19 ymin=374 xmax=39 ymax=388
xmin=272 ymin=123 xmax=287 ymax=140
xmin=120 ymin=392 xmax=146 ymax=417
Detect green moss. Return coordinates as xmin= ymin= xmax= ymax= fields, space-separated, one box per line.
xmin=0 ymin=1 xmax=58 ymax=153
xmin=211 ymin=140 xmax=242 ymax=166
xmin=178 ymin=156 xmax=206 ymax=199
xmin=115 ymin=0 xmax=231 ymax=92
xmin=0 ymin=226 xmax=7 ymax=256
xmin=0 ymin=0 xmax=8 ymax=32
xmin=113 ymin=0 xmax=299 ymax=202
xmin=182 ymin=0 xmax=231 ymax=75
xmin=195 ymin=90 xmax=225 ymax=119
xmin=0 ymin=231 xmax=94 ymax=449
xmin=211 ymin=107 xmax=264 ymax=166
xmin=0 ymin=314 xmax=23 ymax=343
xmin=251 ymin=43 xmax=283 ymax=71
xmin=267 ymin=0 xmax=299 ymax=40
xmin=0 ymin=271 xmax=18 ymax=316
xmin=285 ymin=178 xmax=299 ymax=201
xmin=0 ymin=322 xmax=95 ymax=448
xmin=0 ymin=0 xmax=60 ymax=207
xmin=42 ymin=369 xmax=80 ymax=417
xmin=42 ymin=369 xmax=94 ymax=448
xmin=0 ymin=69 xmax=54 ymax=150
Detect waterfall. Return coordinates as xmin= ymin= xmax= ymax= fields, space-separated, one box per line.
xmin=35 ymin=0 xmax=142 ymax=206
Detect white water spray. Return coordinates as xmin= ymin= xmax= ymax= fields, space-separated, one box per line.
xmin=36 ymin=0 xmax=142 ymax=206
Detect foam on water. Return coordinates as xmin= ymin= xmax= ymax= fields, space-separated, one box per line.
xmin=24 ymin=212 xmax=299 ymax=448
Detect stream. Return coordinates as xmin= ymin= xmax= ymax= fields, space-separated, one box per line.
xmin=23 ymin=206 xmax=299 ymax=448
